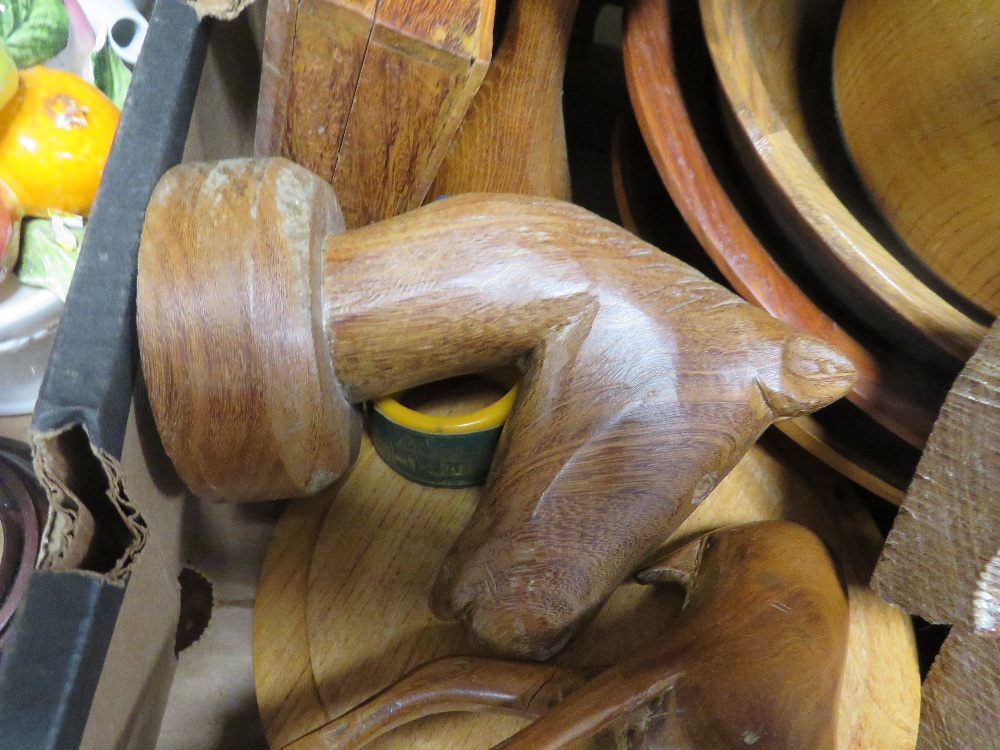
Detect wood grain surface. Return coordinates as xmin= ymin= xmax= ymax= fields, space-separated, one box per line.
xmin=253 ymin=429 xmax=919 ymax=749
xmin=699 ymin=0 xmax=988 ymax=366
xmin=620 ymin=0 xmax=950 ymax=448
xmin=255 ymin=0 xmax=493 ymax=228
xmin=835 ymin=0 xmax=1000 ymax=316
xmin=492 ymin=521 xmax=849 ymax=750
xmin=917 ymin=626 xmax=1000 ymax=750
xmin=429 ymin=0 xmax=579 ymax=199
xmin=874 ymin=319 xmax=1000 ymax=632
xmin=137 ymin=159 xmax=361 ymax=503
xmin=319 ymin=190 xmax=855 ymax=659
xmin=139 ymin=158 xmax=856 ymax=659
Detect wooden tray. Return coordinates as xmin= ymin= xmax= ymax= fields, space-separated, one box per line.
xmin=621 ymin=0 xmax=954 ymax=449
xmin=254 ymin=423 xmax=919 ymax=748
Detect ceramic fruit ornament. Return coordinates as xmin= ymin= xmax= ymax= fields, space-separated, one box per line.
xmin=0 ymin=39 xmax=17 ymax=108
xmin=0 ymin=178 xmax=23 ymax=283
xmin=0 ymin=65 xmax=119 ymax=216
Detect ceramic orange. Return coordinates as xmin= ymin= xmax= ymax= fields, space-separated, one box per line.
xmin=0 ymin=66 xmax=119 ymax=217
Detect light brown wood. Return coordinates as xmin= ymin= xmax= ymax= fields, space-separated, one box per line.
xmin=302 ymin=522 xmax=849 ymax=750
xmin=255 ymin=0 xmax=493 ymax=228
xmin=620 ymin=0 xmax=950 ymax=448
xmin=917 ymin=626 xmax=1000 ymax=750
xmin=284 ymin=657 xmax=594 ymax=750
xmin=137 ymin=159 xmax=361 ymax=502
xmin=253 ymin=431 xmax=919 ymax=749
xmin=139 ymin=157 xmax=856 ymax=659
xmin=253 ymin=495 xmax=331 ymax=750
xmin=699 ymin=0 xmax=989 ymax=366
xmin=834 ymin=0 xmax=1000 ymax=316
xmin=428 ymin=0 xmax=579 ymax=199
xmin=874 ymin=319 xmax=1000 ymax=632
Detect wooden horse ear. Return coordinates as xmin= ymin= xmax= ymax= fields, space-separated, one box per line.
xmin=756 ymin=333 xmax=858 ymax=419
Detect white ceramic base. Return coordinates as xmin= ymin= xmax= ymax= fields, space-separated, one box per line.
xmin=0 ymin=280 xmax=61 ymax=416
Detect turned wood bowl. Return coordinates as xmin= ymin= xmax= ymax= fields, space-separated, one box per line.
xmin=697 ymin=0 xmax=991 ymax=369
xmin=621 ymin=0 xmax=951 ymax=448
xmin=834 ymin=0 xmax=1000 ymax=317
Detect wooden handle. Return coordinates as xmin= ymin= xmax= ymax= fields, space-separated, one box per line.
xmin=283 ymin=657 xmax=593 ymax=750
xmin=429 ymin=0 xmax=580 ymax=199
xmin=138 ymin=158 xmax=855 ymax=659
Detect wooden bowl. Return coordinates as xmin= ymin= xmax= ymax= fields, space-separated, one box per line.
xmin=621 ymin=0 xmax=950 ymax=447
xmin=698 ymin=0 xmax=991 ymax=367
xmin=834 ymin=0 xmax=1000 ymax=317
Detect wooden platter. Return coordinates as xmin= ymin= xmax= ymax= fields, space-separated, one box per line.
xmin=620 ymin=0 xmax=952 ymax=449
xmin=698 ymin=0 xmax=990 ymax=367
xmin=254 ymin=421 xmax=919 ymax=748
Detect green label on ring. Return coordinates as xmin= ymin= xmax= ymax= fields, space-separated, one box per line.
xmin=369 ymin=407 xmax=504 ymax=488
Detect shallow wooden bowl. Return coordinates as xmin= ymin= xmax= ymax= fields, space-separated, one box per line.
xmin=698 ymin=0 xmax=991 ymax=368
xmin=834 ymin=0 xmax=1000 ymax=317
xmin=620 ymin=0 xmax=950 ymax=447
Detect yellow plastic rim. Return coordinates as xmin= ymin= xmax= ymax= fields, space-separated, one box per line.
xmin=373 ymin=382 xmax=519 ymax=435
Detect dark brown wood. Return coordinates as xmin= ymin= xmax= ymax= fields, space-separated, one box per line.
xmin=917 ymin=626 xmax=1000 ymax=750
xmin=621 ymin=0 xmax=950 ymax=447
xmin=872 ymin=322 xmax=1000 ymax=750
xmin=429 ymin=0 xmax=579 ymax=199
xmin=611 ymin=110 xmax=922 ymax=504
xmin=139 ymin=157 xmax=856 ymax=660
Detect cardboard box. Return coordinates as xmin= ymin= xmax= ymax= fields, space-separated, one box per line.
xmin=0 ymin=3 xmax=210 ymax=747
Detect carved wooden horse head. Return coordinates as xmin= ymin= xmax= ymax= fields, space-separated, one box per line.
xmin=137 ymin=158 xmax=854 ymax=659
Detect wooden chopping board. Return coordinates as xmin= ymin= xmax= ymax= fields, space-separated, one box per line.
xmin=254 ymin=424 xmax=919 ymax=749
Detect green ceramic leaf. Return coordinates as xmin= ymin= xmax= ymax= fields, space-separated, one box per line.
xmin=2 ymin=0 xmax=69 ymax=68
xmin=91 ymin=39 xmax=131 ymax=109
xmin=17 ymin=215 xmax=84 ymax=301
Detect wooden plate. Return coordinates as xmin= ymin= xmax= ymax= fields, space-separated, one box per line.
xmin=254 ymin=423 xmax=919 ymax=748
xmin=621 ymin=0 xmax=952 ymax=448
xmin=698 ymin=0 xmax=990 ymax=366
